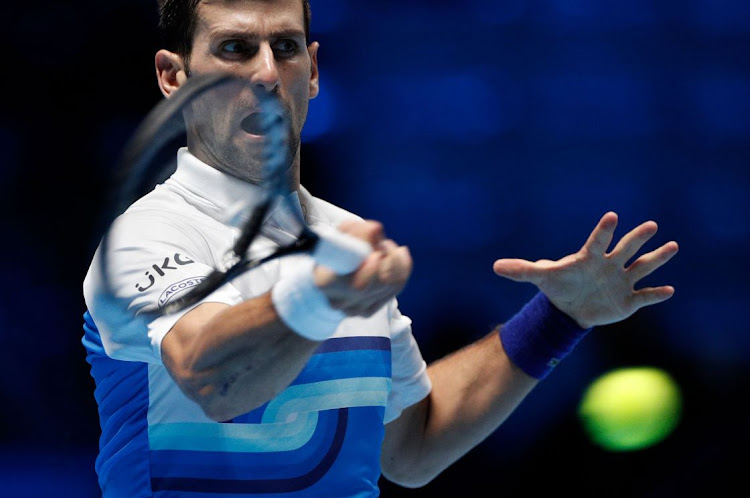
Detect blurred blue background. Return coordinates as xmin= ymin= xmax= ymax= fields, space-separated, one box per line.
xmin=1 ymin=0 xmax=748 ymax=496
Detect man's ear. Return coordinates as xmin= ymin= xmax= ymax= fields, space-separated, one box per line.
xmin=308 ymin=42 xmax=320 ymax=99
xmin=155 ymin=49 xmax=189 ymax=98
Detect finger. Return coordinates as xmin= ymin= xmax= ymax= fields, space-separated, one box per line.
xmin=379 ymin=246 xmax=412 ymax=284
xmin=337 ymin=219 xmax=385 ymax=247
xmin=377 ymin=239 xmax=398 ymax=253
xmin=582 ymin=211 xmax=618 ymax=255
xmin=626 ymin=241 xmax=679 ymax=282
xmin=629 ymin=285 xmax=676 ymax=310
xmin=312 ymin=224 xmax=372 ymax=275
xmin=608 ymin=220 xmax=659 ymax=265
xmin=350 ymin=251 xmax=384 ymax=289
xmin=493 ymin=258 xmax=541 ymax=284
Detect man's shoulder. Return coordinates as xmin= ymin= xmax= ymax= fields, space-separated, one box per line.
xmin=300 ymin=186 xmax=364 ymax=226
xmin=100 ymin=186 xmax=215 ymax=263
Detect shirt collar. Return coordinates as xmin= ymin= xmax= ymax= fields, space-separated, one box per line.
xmin=168 ymin=147 xmax=305 ymax=234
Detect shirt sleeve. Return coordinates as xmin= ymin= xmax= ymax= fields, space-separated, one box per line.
xmin=384 ymin=299 xmax=432 ymax=424
xmin=84 ymin=211 xmax=243 ymax=364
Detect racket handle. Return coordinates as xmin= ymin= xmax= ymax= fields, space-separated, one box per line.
xmin=312 ymin=224 xmax=372 ymax=275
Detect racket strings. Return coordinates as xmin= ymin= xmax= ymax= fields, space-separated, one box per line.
xmin=161 ymin=82 xmax=317 ymax=315
xmin=102 ymin=73 xmax=323 ymax=317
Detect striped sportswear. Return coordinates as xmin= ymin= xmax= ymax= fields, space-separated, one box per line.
xmin=82 ymin=148 xmax=431 ymax=497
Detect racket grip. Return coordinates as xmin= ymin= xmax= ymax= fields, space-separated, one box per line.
xmin=311 ymin=224 xmax=372 ymax=275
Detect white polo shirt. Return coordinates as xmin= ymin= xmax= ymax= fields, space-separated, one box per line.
xmin=82 ymin=148 xmax=432 ymax=497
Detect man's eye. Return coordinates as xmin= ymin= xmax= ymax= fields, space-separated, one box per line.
xmin=221 ymin=41 xmax=251 ymax=55
xmin=273 ymin=39 xmax=299 ymax=56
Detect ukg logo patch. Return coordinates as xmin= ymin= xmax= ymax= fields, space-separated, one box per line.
xmin=159 ymin=277 xmax=207 ymax=307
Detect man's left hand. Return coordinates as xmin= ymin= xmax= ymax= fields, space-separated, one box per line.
xmin=492 ymin=211 xmax=679 ymax=329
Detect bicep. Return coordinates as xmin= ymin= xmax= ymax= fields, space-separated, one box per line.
xmin=160 ymin=302 xmax=230 ymax=381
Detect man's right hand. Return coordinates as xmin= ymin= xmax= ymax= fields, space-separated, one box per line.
xmin=314 ymin=220 xmax=412 ymax=317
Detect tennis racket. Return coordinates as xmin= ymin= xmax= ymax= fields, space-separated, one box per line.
xmin=97 ymin=72 xmax=370 ymax=316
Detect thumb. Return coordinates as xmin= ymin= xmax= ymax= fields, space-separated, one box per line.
xmin=492 ymin=258 xmax=540 ymax=284
xmin=337 ymin=219 xmax=384 ymax=247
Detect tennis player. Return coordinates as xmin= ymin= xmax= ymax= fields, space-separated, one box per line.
xmin=82 ymin=1 xmax=679 ymax=496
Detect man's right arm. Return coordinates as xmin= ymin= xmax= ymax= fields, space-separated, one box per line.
xmin=161 ymin=219 xmax=413 ymax=421
xmin=161 ymin=294 xmax=320 ymax=421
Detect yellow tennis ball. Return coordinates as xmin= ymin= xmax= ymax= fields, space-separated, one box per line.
xmin=578 ymin=367 xmax=682 ymax=452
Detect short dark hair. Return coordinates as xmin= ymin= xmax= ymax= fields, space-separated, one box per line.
xmin=157 ymin=0 xmax=312 ymax=60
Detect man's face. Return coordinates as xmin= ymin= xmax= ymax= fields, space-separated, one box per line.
xmin=182 ymin=0 xmax=319 ymax=186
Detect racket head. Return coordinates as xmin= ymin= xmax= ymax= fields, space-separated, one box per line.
xmin=96 ymin=72 xmax=302 ymax=315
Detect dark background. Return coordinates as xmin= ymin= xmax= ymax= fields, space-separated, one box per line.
xmin=1 ymin=0 xmax=748 ymax=496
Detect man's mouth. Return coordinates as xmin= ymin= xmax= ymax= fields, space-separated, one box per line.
xmin=240 ymin=112 xmax=284 ymax=136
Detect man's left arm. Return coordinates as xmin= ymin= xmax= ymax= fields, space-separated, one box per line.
xmin=380 ymin=212 xmax=678 ymax=488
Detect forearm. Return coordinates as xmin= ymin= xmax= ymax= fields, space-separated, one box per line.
xmin=163 ymin=292 xmax=321 ymax=421
xmin=164 ymin=223 xmax=410 ymax=421
xmin=423 ymin=330 xmax=538 ymax=462
xmin=384 ymin=293 xmax=590 ymax=486
xmin=383 ymin=331 xmax=537 ymax=487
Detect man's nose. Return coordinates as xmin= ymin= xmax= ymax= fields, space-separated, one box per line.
xmin=250 ymin=44 xmax=281 ymax=93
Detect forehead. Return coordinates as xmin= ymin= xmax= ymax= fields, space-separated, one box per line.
xmin=196 ymin=0 xmax=305 ymax=37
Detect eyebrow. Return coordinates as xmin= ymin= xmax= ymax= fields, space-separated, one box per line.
xmin=208 ymin=28 xmax=306 ymax=41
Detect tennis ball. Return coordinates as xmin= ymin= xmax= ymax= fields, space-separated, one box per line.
xmin=578 ymin=367 xmax=682 ymax=452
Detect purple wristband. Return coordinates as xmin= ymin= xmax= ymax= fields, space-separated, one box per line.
xmin=498 ymin=292 xmax=592 ymax=379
